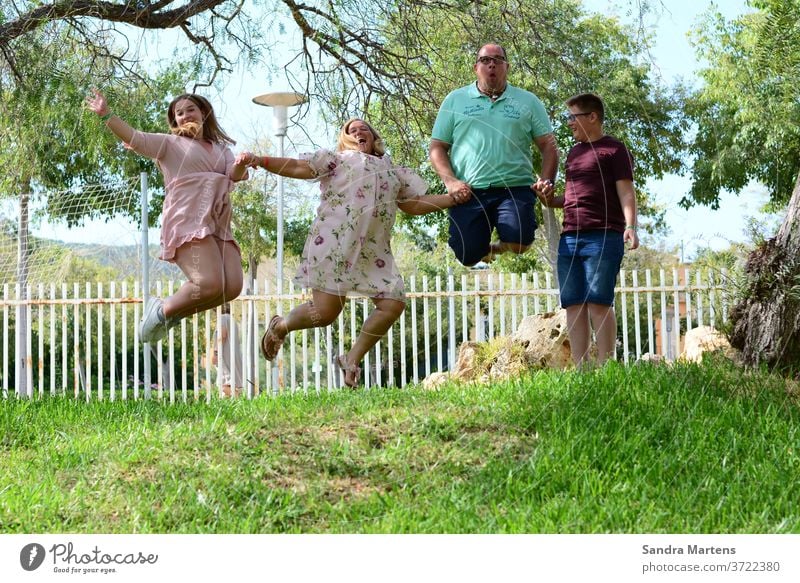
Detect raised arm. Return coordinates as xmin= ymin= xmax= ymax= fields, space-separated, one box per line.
xmin=236 ymin=152 xmax=316 ymax=180
xmin=85 ymin=89 xmax=136 ymax=146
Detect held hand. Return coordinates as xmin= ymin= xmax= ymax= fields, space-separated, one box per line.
xmin=532 ymin=181 xmax=554 ymax=207
xmin=235 ymin=151 xmax=264 ymax=168
xmin=85 ymin=88 xmax=109 ymax=117
xmin=234 ymin=151 xmax=254 ymax=166
xmin=624 ymin=228 xmax=640 ymax=250
xmin=446 ymin=180 xmax=472 ymax=205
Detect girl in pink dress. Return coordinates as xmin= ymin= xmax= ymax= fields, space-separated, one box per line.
xmin=85 ymin=90 xmax=249 ymax=342
xmin=238 ymin=119 xmax=469 ymax=388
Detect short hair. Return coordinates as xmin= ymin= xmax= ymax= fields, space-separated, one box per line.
xmin=336 ymin=118 xmax=386 ymax=157
xmin=477 ymin=43 xmax=508 ymax=61
xmin=566 ymin=93 xmax=605 ymax=123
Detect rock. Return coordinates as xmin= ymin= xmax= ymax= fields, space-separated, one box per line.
xmin=421 ymin=371 xmax=450 ymax=390
xmin=679 ymin=326 xmax=738 ymax=363
xmin=512 ymin=310 xmax=573 ymax=369
xmin=451 ymin=342 xmax=481 ymax=381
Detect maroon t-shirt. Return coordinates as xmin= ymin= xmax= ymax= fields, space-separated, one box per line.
xmin=562 ymin=135 xmax=633 ymax=233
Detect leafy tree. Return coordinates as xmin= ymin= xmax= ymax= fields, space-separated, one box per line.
xmin=0 ymin=28 xmax=191 ymax=221
xmin=687 ymin=0 xmax=800 ymax=369
xmin=230 ymin=178 xmax=277 ymax=282
xmin=685 ymin=0 xmax=800 ymax=208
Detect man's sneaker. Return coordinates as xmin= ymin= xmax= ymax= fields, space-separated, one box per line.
xmin=140 ymin=298 xmax=167 ymax=343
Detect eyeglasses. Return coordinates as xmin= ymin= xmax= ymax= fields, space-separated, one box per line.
xmin=476 ymin=56 xmax=507 ymax=65
xmin=565 ymin=112 xmax=592 ymax=122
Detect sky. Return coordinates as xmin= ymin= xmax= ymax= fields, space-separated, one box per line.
xmin=9 ymin=0 xmax=784 ymax=261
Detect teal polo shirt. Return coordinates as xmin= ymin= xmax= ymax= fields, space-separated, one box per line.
xmin=431 ymin=83 xmax=553 ymax=189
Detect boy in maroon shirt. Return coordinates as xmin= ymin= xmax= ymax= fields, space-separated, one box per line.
xmin=536 ymin=93 xmax=639 ymax=366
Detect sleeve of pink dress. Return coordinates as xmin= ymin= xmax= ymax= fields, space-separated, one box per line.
xmin=127 ymin=131 xmax=170 ymax=160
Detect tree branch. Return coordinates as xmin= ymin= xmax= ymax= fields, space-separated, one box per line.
xmin=0 ymin=0 xmax=229 ymax=45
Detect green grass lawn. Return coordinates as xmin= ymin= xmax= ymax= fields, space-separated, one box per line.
xmin=1 ymin=359 xmax=798 ymax=533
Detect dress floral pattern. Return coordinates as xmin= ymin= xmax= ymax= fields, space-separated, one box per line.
xmin=296 ymin=149 xmax=427 ymax=300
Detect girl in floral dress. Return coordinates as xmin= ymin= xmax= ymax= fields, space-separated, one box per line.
xmin=239 ymin=119 xmax=468 ymax=387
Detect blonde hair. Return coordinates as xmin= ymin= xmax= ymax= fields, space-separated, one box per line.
xmin=167 ymin=94 xmax=236 ymax=145
xmin=336 ymin=118 xmax=385 ymax=157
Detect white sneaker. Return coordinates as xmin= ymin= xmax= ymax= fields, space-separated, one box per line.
xmin=140 ymin=298 xmax=167 ymax=343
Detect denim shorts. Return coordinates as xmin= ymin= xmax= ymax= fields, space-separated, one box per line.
xmin=448 ymin=185 xmax=537 ymax=266
xmin=557 ymin=230 xmax=624 ymax=307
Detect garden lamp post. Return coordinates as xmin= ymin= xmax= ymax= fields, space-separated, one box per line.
xmin=252 ymin=91 xmax=307 ymax=391
xmin=252 ymin=91 xmax=307 ymax=296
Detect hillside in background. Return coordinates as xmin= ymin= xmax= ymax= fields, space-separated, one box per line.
xmin=1 ymin=228 xmax=182 ymax=286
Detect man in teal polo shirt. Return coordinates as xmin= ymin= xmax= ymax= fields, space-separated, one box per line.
xmin=430 ymin=43 xmax=559 ymax=266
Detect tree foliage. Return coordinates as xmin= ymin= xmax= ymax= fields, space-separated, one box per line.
xmin=684 ymin=0 xmax=800 ymax=208
xmin=0 ymin=26 xmax=191 ymax=225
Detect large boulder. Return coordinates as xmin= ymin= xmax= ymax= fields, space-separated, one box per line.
xmin=428 ymin=310 xmax=575 ymax=386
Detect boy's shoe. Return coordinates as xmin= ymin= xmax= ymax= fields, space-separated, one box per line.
xmin=140 ymin=298 xmax=167 ymax=343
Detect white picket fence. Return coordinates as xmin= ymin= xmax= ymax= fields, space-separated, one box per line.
xmin=0 ymin=268 xmax=733 ymax=401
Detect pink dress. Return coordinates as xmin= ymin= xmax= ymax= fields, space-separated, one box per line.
xmin=297 ymin=149 xmax=427 ymax=300
xmin=128 ymin=132 xmax=245 ymax=262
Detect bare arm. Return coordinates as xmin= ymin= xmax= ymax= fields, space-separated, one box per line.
xmin=236 ymin=152 xmax=316 ymax=180
xmin=85 ymin=88 xmax=135 ymax=145
xmin=229 ymin=159 xmax=249 ymax=182
xmin=429 ymin=139 xmax=471 ymax=197
xmin=616 ymin=179 xmax=639 ymax=249
xmin=398 ymin=193 xmax=461 ymax=216
xmin=534 ymin=133 xmax=559 ymax=183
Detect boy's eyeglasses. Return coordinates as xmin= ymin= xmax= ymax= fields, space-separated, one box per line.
xmin=565 ymin=112 xmax=592 ymax=122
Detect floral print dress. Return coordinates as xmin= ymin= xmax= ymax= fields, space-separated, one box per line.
xmin=295 ymin=149 xmax=427 ymax=300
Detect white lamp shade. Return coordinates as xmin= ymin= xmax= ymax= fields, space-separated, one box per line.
xmin=252 ymin=92 xmax=307 ymax=137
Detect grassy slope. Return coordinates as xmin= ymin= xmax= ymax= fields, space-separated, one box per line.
xmin=1 ymin=360 xmax=798 ymax=533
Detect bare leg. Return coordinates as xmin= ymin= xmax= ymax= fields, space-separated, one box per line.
xmin=340 ymin=297 xmax=405 ymax=386
xmin=163 ymin=237 xmax=224 ymax=319
xmin=482 ymin=241 xmax=531 ymax=262
xmin=566 ymin=303 xmax=591 ymax=367
xmin=588 ymin=303 xmax=617 ymax=365
xmin=273 ymin=289 xmax=347 ymax=340
xmin=181 ymin=240 xmax=243 ymax=316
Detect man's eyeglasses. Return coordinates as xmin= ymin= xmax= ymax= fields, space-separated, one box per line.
xmin=565 ymin=112 xmax=592 ymax=122
xmin=476 ymin=56 xmax=507 ymax=65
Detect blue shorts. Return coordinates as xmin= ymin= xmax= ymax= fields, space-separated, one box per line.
xmin=557 ymin=230 xmax=624 ymax=307
xmin=448 ymin=185 xmax=537 ymax=266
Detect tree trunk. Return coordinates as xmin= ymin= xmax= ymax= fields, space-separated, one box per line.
xmin=541 ymin=206 xmax=560 ymax=281
xmin=729 ymin=170 xmax=800 ymax=369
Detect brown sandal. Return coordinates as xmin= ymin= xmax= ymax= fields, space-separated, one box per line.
xmin=334 ymin=354 xmax=361 ymax=389
xmin=260 ymin=315 xmax=286 ymax=361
